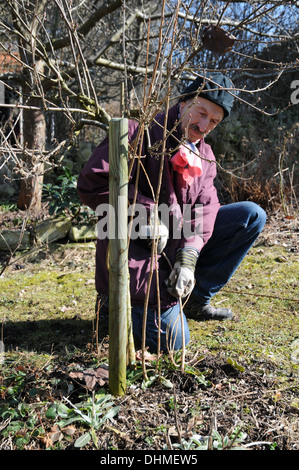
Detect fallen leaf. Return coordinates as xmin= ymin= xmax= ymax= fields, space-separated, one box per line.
xmin=39 ymin=435 xmax=53 ymax=448
xmin=62 ymin=425 xmax=76 ymax=436
xmin=69 ymin=364 xmax=109 ymax=391
xmin=48 ymin=428 xmax=63 ymax=443
xmin=168 ymin=426 xmax=180 ymax=437
xmin=135 ymin=349 xmax=157 ymax=363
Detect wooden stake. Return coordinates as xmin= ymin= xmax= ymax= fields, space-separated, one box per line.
xmin=108 ymin=117 xmax=128 ymax=396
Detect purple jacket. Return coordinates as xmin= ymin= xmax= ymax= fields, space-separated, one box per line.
xmin=77 ymin=104 xmax=220 ymax=309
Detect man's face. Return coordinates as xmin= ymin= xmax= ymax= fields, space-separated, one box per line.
xmin=180 ymin=96 xmax=224 ymax=142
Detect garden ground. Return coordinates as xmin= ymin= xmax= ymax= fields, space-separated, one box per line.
xmin=0 ymin=209 xmax=298 ymax=451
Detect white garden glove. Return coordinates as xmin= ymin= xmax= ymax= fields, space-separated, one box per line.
xmin=139 ymin=211 xmax=168 ymax=255
xmin=167 ymin=248 xmax=199 ymax=298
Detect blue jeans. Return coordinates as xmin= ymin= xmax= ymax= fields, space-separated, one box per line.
xmin=131 ymin=303 xmax=190 ymax=354
xmin=132 ymin=201 xmax=267 ymax=352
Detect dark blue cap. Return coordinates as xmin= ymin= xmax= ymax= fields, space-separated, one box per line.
xmin=181 ymin=72 xmax=235 ymax=119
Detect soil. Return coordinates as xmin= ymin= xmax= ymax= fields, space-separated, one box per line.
xmin=1 ymin=339 xmax=297 ymax=451
xmin=49 ymin=351 xmax=299 ymax=451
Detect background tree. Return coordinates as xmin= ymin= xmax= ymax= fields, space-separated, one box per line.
xmin=0 ymin=0 xmax=298 ymax=212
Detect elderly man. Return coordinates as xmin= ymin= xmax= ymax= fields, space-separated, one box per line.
xmin=77 ymin=72 xmax=266 ymax=353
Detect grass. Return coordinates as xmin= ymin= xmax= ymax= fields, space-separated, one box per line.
xmin=0 ymin=235 xmax=298 ymax=450
xmin=191 ymin=245 xmax=298 ymax=364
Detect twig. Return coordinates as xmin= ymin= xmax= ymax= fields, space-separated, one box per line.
xmin=208 ymin=412 xmax=217 ymax=450
xmin=242 ymin=441 xmax=274 ymax=449
xmin=172 ymin=385 xmax=183 ymax=446
xmin=178 ymin=297 xmax=185 ymax=373
xmin=222 ymin=289 xmax=299 ymax=303
xmin=95 ymin=297 xmax=101 ymax=355
xmin=141 ymin=0 xmax=167 ymax=381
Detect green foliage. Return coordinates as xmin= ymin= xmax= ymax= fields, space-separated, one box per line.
xmin=0 ymin=356 xmax=119 ymax=450
xmin=173 ymin=427 xmax=248 ymax=450
xmin=43 ymin=167 xmax=79 ymax=216
xmin=126 ymin=352 xmax=211 ymax=390
xmin=42 ymin=167 xmax=94 ymax=221
xmin=55 ymin=391 xmax=120 ymax=449
xmin=0 ymin=203 xmax=18 ymax=213
xmin=0 ymin=370 xmax=41 ymax=449
xmin=227 ymin=357 xmax=245 ymax=373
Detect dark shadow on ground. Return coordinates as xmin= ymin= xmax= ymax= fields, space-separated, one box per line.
xmin=2 ymin=318 xmax=109 ymax=354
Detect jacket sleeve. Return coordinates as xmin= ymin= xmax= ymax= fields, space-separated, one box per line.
xmin=182 ymin=152 xmax=220 ymax=253
xmin=77 ymin=136 xmax=110 ymax=210
xmin=77 ymin=121 xmax=155 ymax=214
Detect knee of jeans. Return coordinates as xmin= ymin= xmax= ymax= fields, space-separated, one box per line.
xmin=166 ymin=325 xmax=190 ymax=351
xmin=131 ymin=305 xmax=190 ymax=352
xmin=249 ymin=202 xmax=267 ymax=229
xmin=241 ymin=201 xmax=267 ymax=230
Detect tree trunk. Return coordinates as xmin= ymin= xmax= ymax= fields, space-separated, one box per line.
xmin=17 ymin=100 xmax=46 ymax=211
xmin=17 ymin=67 xmax=46 ymax=211
xmin=12 ymin=0 xmax=48 ymax=212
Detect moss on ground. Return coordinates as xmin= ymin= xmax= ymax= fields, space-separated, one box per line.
xmin=1 ymin=241 xmax=297 ymax=374
xmin=189 ymin=245 xmax=298 ymax=377
xmin=0 ymin=243 xmax=98 ymax=352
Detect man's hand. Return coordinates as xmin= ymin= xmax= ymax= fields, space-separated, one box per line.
xmin=140 ymin=211 xmax=168 ymax=254
xmin=167 ymin=265 xmax=195 ymax=298
xmin=167 ymin=248 xmax=199 ymax=298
